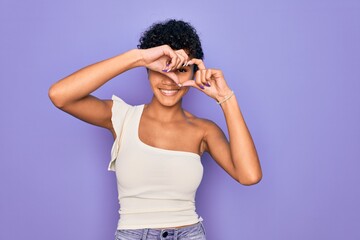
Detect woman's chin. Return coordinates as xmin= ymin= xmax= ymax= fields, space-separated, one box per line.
xmin=153 ymin=95 xmax=181 ymax=107
xmin=160 ymin=98 xmax=181 ymax=107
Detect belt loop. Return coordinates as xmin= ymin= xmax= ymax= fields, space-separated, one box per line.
xmin=199 ymin=221 xmax=206 ymax=236
xmin=141 ymin=228 xmax=149 ymax=240
xmin=174 ymin=228 xmax=178 ymax=240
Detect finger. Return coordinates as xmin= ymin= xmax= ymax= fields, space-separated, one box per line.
xmin=187 ymin=58 xmax=206 ymax=70
xmin=168 ymin=55 xmax=179 ymax=72
xmin=178 ymin=49 xmax=189 ymax=59
xmin=177 ymin=49 xmax=190 ymax=67
xmin=181 ymin=80 xmax=203 ymax=90
xmin=163 ymin=57 xmax=171 ymax=70
xmin=162 ymin=46 xmax=178 ymax=71
xmin=201 ymin=69 xmax=208 ymax=86
xmin=194 ymin=70 xmax=205 ymax=90
xmin=175 ymin=53 xmax=185 ymax=69
xmin=181 ymin=80 xmax=196 ymax=87
xmin=205 ymin=69 xmax=212 ymax=86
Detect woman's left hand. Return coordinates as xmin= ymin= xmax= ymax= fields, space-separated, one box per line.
xmin=181 ymin=58 xmax=233 ymax=102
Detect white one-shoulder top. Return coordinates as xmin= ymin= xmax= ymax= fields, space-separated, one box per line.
xmin=108 ymin=95 xmax=204 ymax=230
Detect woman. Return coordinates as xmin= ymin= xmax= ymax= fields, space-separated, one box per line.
xmin=48 ymin=19 xmax=262 ymax=240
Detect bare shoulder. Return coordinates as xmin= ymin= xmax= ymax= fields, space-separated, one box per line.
xmin=183 ymin=110 xmax=223 ymax=136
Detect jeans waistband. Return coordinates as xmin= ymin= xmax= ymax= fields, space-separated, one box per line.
xmin=115 ymin=220 xmax=206 ymax=239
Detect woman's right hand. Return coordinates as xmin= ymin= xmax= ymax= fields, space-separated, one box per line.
xmin=138 ymin=45 xmax=190 ymax=85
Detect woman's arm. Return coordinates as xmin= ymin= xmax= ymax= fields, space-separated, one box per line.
xmin=219 ymin=95 xmax=262 ymax=185
xmin=48 ymin=45 xmax=187 ymax=136
xmin=48 ymin=49 xmax=143 ymax=135
xmin=182 ymin=59 xmax=262 ymax=185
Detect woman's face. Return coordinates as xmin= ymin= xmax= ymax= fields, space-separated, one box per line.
xmin=147 ymin=65 xmax=194 ymax=107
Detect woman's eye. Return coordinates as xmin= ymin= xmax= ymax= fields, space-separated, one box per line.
xmin=178 ymin=68 xmax=187 ymax=73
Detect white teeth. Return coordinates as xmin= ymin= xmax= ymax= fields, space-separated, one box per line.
xmin=160 ymin=89 xmax=179 ymax=96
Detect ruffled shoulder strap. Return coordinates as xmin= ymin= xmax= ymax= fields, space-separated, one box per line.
xmin=108 ymin=95 xmax=132 ymax=171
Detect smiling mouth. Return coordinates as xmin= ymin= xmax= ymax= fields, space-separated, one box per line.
xmin=159 ymin=88 xmax=180 ymax=96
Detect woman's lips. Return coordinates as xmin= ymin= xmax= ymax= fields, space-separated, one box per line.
xmin=159 ymin=88 xmax=179 ymax=96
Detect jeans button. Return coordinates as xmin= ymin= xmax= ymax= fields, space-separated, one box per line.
xmin=162 ymin=231 xmax=168 ymax=237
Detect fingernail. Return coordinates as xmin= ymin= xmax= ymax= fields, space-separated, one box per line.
xmin=204 ymin=83 xmax=210 ymax=87
xmin=200 ymin=85 xmax=205 ymax=90
xmin=162 ymin=69 xmax=168 ymax=72
xmin=167 ymin=69 xmax=171 ymax=72
xmin=166 ymin=63 xmax=170 ymax=66
xmin=178 ymin=83 xmax=182 ymax=87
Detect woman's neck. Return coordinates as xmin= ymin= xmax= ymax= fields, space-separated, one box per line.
xmin=145 ymin=96 xmax=186 ymax=122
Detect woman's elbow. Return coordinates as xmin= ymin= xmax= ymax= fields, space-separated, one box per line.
xmin=237 ymin=172 xmax=262 ymax=186
xmin=48 ymin=84 xmax=64 ymax=108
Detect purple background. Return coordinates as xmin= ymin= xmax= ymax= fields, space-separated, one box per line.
xmin=1 ymin=0 xmax=359 ymax=239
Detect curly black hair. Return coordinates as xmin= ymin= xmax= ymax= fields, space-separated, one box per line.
xmin=138 ymin=19 xmax=204 ymax=72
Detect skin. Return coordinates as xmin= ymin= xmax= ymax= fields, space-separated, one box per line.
xmin=48 ymin=44 xmax=263 ymax=228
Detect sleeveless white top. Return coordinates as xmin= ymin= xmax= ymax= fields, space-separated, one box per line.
xmin=108 ymin=95 xmax=204 ymax=229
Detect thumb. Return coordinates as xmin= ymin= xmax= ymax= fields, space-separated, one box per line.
xmin=181 ymin=80 xmax=197 ymax=88
xmin=181 ymin=80 xmax=206 ymax=91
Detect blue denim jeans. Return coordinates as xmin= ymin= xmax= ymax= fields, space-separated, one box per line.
xmin=114 ymin=221 xmax=206 ymax=240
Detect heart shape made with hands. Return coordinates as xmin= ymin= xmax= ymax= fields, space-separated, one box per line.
xmin=146 ymin=55 xmax=180 ymax=85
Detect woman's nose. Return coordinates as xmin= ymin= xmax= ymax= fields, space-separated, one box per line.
xmin=161 ymin=75 xmax=177 ymax=85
